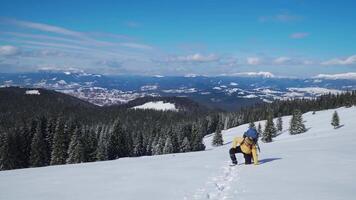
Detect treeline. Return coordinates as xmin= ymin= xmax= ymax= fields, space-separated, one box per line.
xmin=220 ymin=91 xmax=356 ymax=130
xmin=0 ymin=111 xmax=215 ymax=170
xmin=0 ymin=87 xmax=220 ymax=171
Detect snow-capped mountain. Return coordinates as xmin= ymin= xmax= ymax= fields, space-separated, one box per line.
xmin=1 ymin=106 xmax=355 ymax=200
xmin=1 ymin=71 xmax=355 ymax=110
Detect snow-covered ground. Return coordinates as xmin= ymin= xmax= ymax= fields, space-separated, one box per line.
xmin=133 ymin=101 xmax=178 ymax=111
xmin=1 ymin=107 xmax=356 ymax=200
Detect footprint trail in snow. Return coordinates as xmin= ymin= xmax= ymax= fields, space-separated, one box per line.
xmin=190 ymin=161 xmax=241 ymax=200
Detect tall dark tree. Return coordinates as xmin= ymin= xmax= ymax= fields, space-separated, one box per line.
xmin=212 ymin=123 xmax=224 ymax=146
xmin=191 ymin=123 xmax=205 ymax=151
xmin=290 ymin=109 xmax=307 ymax=135
xmin=331 ymin=111 xmax=340 ymax=128
xmin=180 ymin=137 xmax=191 ymax=152
xmin=82 ymin=128 xmax=98 ymax=162
xmin=30 ymin=123 xmax=49 ymax=167
xmin=163 ymin=136 xmax=174 ymax=154
xmin=50 ymin=119 xmax=68 ymax=165
xmin=66 ymin=127 xmax=85 ymax=164
xmin=249 ymin=122 xmax=256 ymax=129
xmin=133 ymin=131 xmax=145 ymax=157
xmin=257 ymin=123 xmax=262 ymax=137
xmin=276 ymin=116 xmax=283 ymax=133
xmin=96 ymin=127 xmax=109 ymax=161
xmin=39 ymin=117 xmax=51 ymax=163
xmin=0 ymin=132 xmax=15 ymax=170
xmin=262 ymin=115 xmax=276 ymax=143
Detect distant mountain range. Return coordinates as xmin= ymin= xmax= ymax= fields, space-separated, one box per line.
xmin=1 ymin=71 xmax=356 ymax=110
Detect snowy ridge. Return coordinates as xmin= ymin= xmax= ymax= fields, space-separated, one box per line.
xmin=133 ymin=101 xmax=178 ymax=111
xmin=1 ymin=107 xmax=356 ymax=200
xmin=25 ymin=90 xmax=40 ymax=95
xmin=314 ymin=72 xmax=356 ymax=80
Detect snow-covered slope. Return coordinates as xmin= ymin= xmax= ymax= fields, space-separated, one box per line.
xmin=1 ymin=107 xmax=356 ymax=200
xmin=133 ymin=101 xmax=178 ymax=111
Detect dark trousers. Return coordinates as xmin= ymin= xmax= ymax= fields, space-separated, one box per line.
xmin=229 ymin=146 xmax=252 ymax=165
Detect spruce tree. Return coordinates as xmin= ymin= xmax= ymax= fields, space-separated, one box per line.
xmin=50 ymin=119 xmax=68 ymax=165
xmin=331 ymin=111 xmax=340 ymax=129
xmin=262 ymin=115 xmax=276 ymax=143
xmin=191 ymin=124 xmax=205 ymax=151
xmin=180 ymin=137 xmax=191 ymax=152
xmin=249 ymin=122 xmax=256 ymax=129
xmin=0 ymin=132 xmax=15 ymax=170
xmin=111 ymin=120 xmax=130 ymax=158
xmin=163 ymin=137 xmax=174 ymax=154
xmin=30 ymin=123 xmax=49 ymax=167
xmin=212 ymin=124 xmax=224 ymax=146
xmin=153 ymin=136 xmax=164 ymax=155
xmin=289 ymin=109 xmax=307 ymax=135
xmin=108 ymin=125 xmax=119 ymax=160
xmin=66 ymin=127 xmax=85 ymax=164
xmin=39 ymin=117 xmax=51 ymax=164
xmin=276 ymin=116 xmax=283 ymax=133
xmin=82 ymin=128 xmax=98 ymax=162
xmin=257 ymin=123 xmax=262 ymax=138
xmin=133 ymin=132 xmax=144 ymax=157
xmin=96 ymin=127 xmax=109 ymax=161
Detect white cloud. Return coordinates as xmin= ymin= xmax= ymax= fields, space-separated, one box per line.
xmin=120 ymin=43 xmax=153 ymax=50
xmin=246 ymin=57 xmax=260 ymax=65
xmin=321 ymin=55 xmax=356 ymax=65
xmin=290 ymin=32 xmax=309 ymax=39
xmin=274 ymin=57 xmax=291 ymax=64
xmin=230 ymin=71 xmax=275 ymax=78
xmin=168 ymin=53 xmax=220 ymax=63
xmin=259 ymin=13 xmax=302 ymax=23
xmin=0 ymin=18 xmax=84 ymax=38
xmin=313 ymin=72 xmax=356 ymax=80
xmin=0 ymin=45 xmax=20 ymax=56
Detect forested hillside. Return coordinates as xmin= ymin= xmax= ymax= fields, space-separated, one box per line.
xmin=0 ymin=87 xmax=212 ymax=170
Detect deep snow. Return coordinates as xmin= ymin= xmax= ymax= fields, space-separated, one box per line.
xmin=1 ymin=106 xmax=356 ymax=200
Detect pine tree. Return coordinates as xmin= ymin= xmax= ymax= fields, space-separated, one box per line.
xmin=0 ymin=132 xmax=15 ymax=170
xmin=133 ymin=132 xmax=144 ymax=157
xmin=109 ymin=119 xmax=130 ymax=158
xmin=257 ymin=123 xmax=262 ymax=137
xmin=276 ymin=116 xmax=283 ymax=132
xmin=191 ymin=124 xmax=205 ymax=151
xmin=108 ymin=125 xmax=119 ymax=160
xmin=249 ymin=122 xmax=256 ymax=129
xmin=39 ymin=117 xmax=51 ymax=164
xmin=50 ymin=119 xmax=68 ymax=165
xmin=96 ymin=127 xmax=109 ymax=161
xmin=163 ymin=137 xmax=174 ymax=154
xmin=13 ymin=128 xmax=28 ymax=168
xmin=180 ymin=137 xmax=191 ymax=152
xmin=331 ymin=111 xmax=340 ymax=129
xmin=212 ymin=124 xmax=224 ymax=146
xmin=66 ymin=127 xmax=85 ymax=164
xmin=30 ymin=123 xmax=49 ymax=167
xmin=289 ymin=109 xmax=307 ymax=135
xmin=262 ymin=115 xmax=276 ymax=143
xmin=152 ymin=136 xmax=164 ymax=155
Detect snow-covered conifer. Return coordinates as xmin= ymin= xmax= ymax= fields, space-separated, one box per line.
xmin=212 ymin=125 xmax=224 ymax=146
xmin=163 ymin=137 xmax=174 ymax=154
xmin=289 ymin=109 xmax=307 ymax=135
xmin=331 ymin=111 xmax=340 ymax=129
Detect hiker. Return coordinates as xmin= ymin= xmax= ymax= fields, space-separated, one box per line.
xmin=229 ymin=128 xmax=259 ymax=165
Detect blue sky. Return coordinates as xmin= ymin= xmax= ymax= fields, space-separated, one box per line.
xmin=0 ymin=0 xmax=355 ymax=77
